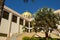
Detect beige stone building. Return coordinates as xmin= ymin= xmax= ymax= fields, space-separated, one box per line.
xmin=0 ymin=5 xmax=34 ymax=40
xmin=0 ymin=5 xmax=60 ymax=40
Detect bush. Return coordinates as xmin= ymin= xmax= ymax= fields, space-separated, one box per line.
xmin=51 ymin=38 xmax=57 ymax=40
xmin=22 ymin=36 xmax=60 ymax=40
xmin=31 ymin=37 xmax=40 ymax=40
xmin=39 ymin=37 xmax=45 ymax=40
xmin=22 ymin=36 xmax=30 ymax=40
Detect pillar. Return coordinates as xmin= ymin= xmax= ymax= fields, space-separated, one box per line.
xmin=7 ymin=13 xmax=12 ymax=40
xmin=17 ymin=17 xmax=20 ymax=33
xmin=23 ymin=19 xmax=25 ymax=32
xmin=28 ymin=21 xmax=30 ymax=33
xmin=23 ymin=19 xmax=25 ymax=26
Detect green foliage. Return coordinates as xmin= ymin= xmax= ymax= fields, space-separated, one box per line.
xmin=51 ymin=38 xmax=57 ymax=40
xmin=34 ymin=8 xmax=60 ymax=34
xmin=39 ymin=37 xmax=45 ymax=40
xmin=22 ymin=36 xmax=30 ymax=40
xmin=22 ymin=36 xmax=60 ymax=40
xmin=34 ymin=8 xmax=59 ymax=28
xmin=31 ymin=37 xmax=40 ymax=40
xmin=33 ymin=8 xmax=60 ymax=39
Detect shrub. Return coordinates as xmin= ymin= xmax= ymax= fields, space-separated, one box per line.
xmin=22 ymin=36 xmax=60 ymax=40
xmin=31 ymin=37 xmax=40 ymax=40
xmin=51 ymin=38 xmax=57 ymax=40
xmin=39 ymin=37 xmax=45 ymax=40
xmin=22 ymin=36 xmax=30 ymax=40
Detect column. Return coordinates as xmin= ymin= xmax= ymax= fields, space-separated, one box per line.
xmin=23 ymin=19 xmax=25 ymax=32
xmin=28 ymin=21 xmax=30 ymax=33
xmin=23 ymin=19 xmax=25 ymax=26
xmin=17 ymin=17 xmax=20 ymax=33
xmin=7 ymin=13 xmax=12 ymax=40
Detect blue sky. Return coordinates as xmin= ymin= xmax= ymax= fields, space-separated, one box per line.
xmin=4 ymin=0 xmax=60 ymax=14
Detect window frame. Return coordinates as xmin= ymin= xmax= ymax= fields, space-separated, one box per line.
xmin=2 ymin=11 xmax=9 ymax=20
xmin=19 ymin=18 xmax=23 ymax=25
xmin=12 ymin=15 xmax=17 ymax=23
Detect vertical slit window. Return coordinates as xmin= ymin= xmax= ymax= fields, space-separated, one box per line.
xmin=12 ymin=15 xmax=17 ymax=23
xmin=20 ymin=18 xmax=23 ymax=25
xmin=30 ymin=22 xmax=32 ymax=27
xmin=25 ymin=21 xmax=28 ymax=27
xmin=2 ymin=11 xmax=9 ymax=20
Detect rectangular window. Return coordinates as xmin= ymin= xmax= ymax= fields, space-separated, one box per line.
xmin=12 ymin=15 xmax=17 ymax=23
xmin=0 ymin=33 xmax=7 ymax=37
xmin=3 ymin=11 xmax=9 ymax=20
xmin=30 ymin=22 xmax=32 ymax=27
xmin=25 ymin=21 xmax=28 ymax=27
xmin=20 ymin=18 xmax=23 ymax=25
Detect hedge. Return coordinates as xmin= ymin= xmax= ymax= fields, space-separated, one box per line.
xmin=22 ymin=36 xmax=60 ymax=40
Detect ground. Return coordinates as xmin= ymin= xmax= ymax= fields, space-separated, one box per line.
xmin=9 ymin=30 xmax=60 ymax=40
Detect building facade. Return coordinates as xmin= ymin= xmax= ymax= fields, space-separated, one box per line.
xmin=0 ymin=6 xmax=60 ymax=40
xmin=0 ymin=5 xmax=34 ymax=40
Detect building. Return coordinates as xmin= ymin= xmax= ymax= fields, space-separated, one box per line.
xmin=0 ymin=5 xmax=60 ymax=40
xmin=0 ymin=5 xmax=34 ymax=40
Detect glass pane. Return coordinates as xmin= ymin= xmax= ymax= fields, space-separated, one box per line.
xmin=20 ymin=18 xmax=23 ymax=25
xmin=12 ymin=15 xmax=17 ymax=23
xmin=3 ymin=11 xmax=9 ymax=20
xmin=0 ymin=33 xmax=7 ymax=37
xmin=25 ymin=21 xmax=28 ymax=27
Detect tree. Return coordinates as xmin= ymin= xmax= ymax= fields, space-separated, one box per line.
xmin=34 ymin=8 xmax=59 ymax=40
xmin=0 ymin=0 xmax=5 ymax=24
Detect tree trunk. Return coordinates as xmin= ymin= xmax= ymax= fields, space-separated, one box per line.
xmin=45 ymin=32 xmax=48 ymax=40
xmin=0 ymin=0 xmax=5 ymax=24
xmin=45 ymin=28 xmax=49 ymax=40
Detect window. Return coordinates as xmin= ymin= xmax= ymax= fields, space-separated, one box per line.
xmin=2 ymin=11 xmax=9 ymax=20
xmin=25 ymin=21 xmax=28 ymax=27
xmin=12 ymin=15 xmax=17 ymax=23
xmin=25 ymin=28 xmax=29 ymax=32
xmin=20 ymin=18 xmax=23 ymax=25
xmin=0 ymin=33 xmax=7 ymax=37
xmin=23 ymin=15 xmax=25 ymax=17
xmin=28 ymin=15 xmax=31 ymax=18
xmin=30 ymin=22 xmax=32 ymax=27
